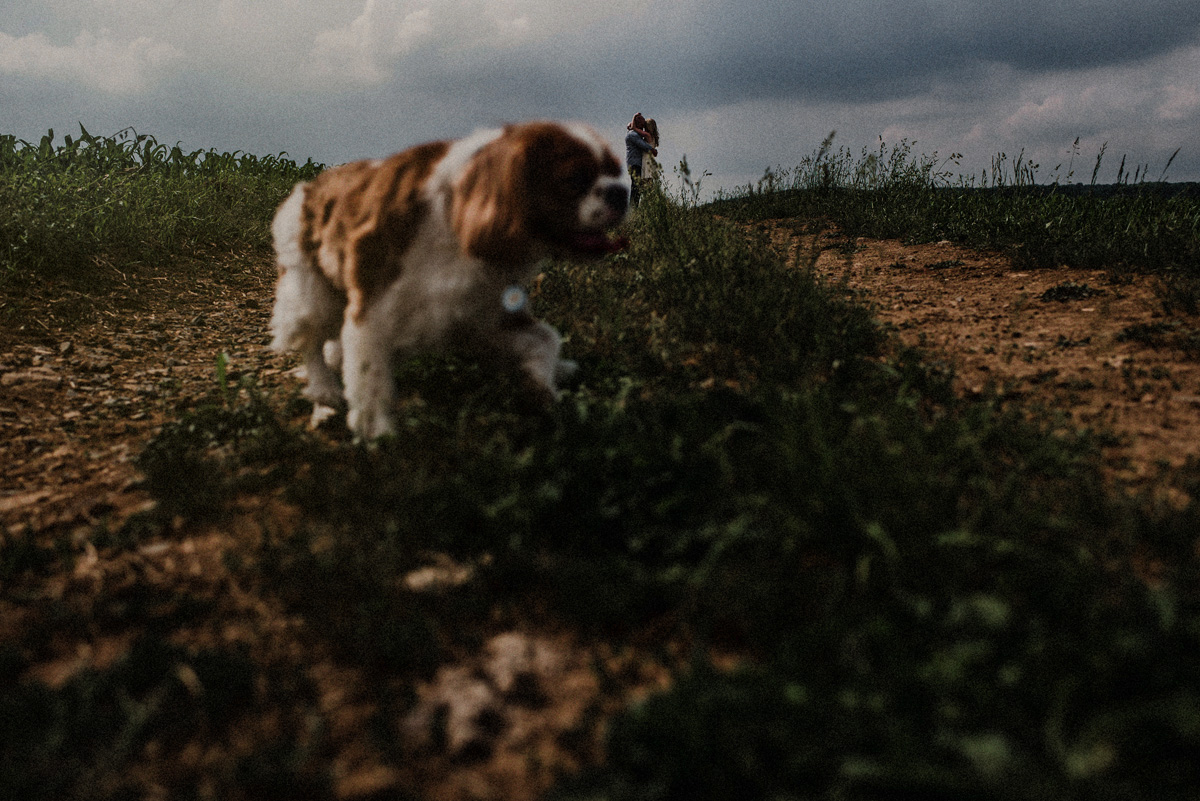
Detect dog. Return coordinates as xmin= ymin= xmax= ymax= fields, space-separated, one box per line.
xmin=269 ymin=121 xmax=629 ymax=439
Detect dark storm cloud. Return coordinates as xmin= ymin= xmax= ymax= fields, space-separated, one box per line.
xmin=3 ymin=0 xmax=1200 ymax=190
xmin=640 ymin=0 xmax=1200 ymax=106
xmin=343 ymin=0 xmax=1200 ymax=132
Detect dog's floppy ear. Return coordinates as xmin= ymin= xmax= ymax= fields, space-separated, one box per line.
xmin=451 ymin=127 xmax=532 ymax=265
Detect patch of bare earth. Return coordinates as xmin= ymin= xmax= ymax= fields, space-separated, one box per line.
xmin=755 ymin=222 xmax=1200 ymax=489
xmin=3 ymin=228 xmax=1198 ymax=798
xmin=0 ymin=257 xmax=293 ymax=535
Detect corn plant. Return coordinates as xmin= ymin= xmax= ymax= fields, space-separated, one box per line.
xmin=0 ymin=125 xmax=323 ymax=291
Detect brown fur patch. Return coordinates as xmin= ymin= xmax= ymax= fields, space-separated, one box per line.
xmin=302 ymin=140 xmax=450 ymax=322
xmin=451 ymin=122 xmax=621 ymax=266
xmin=451 ymin=128 xmax=531 ymax=266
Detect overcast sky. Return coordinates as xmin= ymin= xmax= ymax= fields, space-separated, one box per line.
xmin=4 ymin=1 xmax=1200 ymax=196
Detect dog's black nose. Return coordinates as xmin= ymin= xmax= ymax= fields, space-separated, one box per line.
xmin=606 ymin=184 xmax=629 ymax=214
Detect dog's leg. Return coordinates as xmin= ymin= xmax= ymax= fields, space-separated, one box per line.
xmin=270 ymin=185 xmax=346 ymax=424
xmin=271 ymin=268 xmax=345 ymax=421
xmin=301 ymin=338 xmax=346 ymax=426
xmin=554 ymin=357 xmax=579 ymax=386
xmin=300 ymin=339 xmax=344 ymax=407
xmin=504 ymin=318 xmax=568 ymax=403
xmin=340 ymin=315 xmax=398 ymax=439
xmin=304 ymin=350 xmax=345 ymax=428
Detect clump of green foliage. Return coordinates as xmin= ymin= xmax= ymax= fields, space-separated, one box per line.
xmin=128 ymin=181 xmax=1200 ymax=798
xmin=0 ymin=125 xmax=322 ymax=287
xmin=1116 ymin=320 xmax=1200 ymax=359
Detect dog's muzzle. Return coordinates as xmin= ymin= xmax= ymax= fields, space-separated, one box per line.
xmin=605 ymin=183 xmax=629 ymax=215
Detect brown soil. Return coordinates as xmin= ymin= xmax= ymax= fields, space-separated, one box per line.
xmin=755 ymin=223 xmax=1200 ymax=488
xmin=3 ymin=230 xmax=1198 ymax=798
xmin=0 ymin=257 xmax=291 ymax=536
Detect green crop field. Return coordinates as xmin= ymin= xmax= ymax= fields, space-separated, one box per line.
xmin=0 ymin=126 xmax=320 ymax=292
xmin=2 ymin=127 xmax=1199 ymax=800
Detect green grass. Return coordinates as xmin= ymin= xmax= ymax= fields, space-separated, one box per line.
xmin=0 ymin=125 xmax=321 ymax=292
xmin=3 ymin=134 xmax=1200 ymax=800
xmin=709 ymin=134 xmax=1200 ymax=313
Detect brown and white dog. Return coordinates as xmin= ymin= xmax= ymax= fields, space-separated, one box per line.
xmin=269 ymin=121 xmax=629 ymax=438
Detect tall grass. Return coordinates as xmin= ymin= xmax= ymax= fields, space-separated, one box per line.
xmin=710 ymin=134 xmax=1200 ymax=306
xmin=0 ymin=125 xmax=322 ymax=288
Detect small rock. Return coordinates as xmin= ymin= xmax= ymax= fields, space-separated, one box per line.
xmin=2 ymin=368 xmax=62 ymax=387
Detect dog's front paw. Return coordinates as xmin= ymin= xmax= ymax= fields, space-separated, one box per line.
xmin=309 ymin=403 xmax=341 ymax=429
xmin=303 ymin=381 xmax=345 ymax=411
xmin=348 ymin=405 xmax=397 ymax=440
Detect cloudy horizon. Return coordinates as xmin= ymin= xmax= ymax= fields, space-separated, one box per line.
xmin=4 ymin=1 xmax=1200 ymax=197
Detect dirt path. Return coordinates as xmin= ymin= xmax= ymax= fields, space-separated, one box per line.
xmin=756 ymin=223 xmax=1200 ymax=489
xmin=0 ymin=258 xmax=292 ymax=537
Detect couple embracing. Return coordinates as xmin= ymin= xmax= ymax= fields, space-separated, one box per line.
xmin=625 ymin=112 xmax=660 ymax=206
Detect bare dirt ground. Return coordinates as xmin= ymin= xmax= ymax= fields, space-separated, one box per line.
xmin=2 ymin=229 xmax=1198 ymax=798
xmin=0 ymin=257 xmax=294 ymax=536
xmin=755 ymin=222 xmax=1200 ymax=489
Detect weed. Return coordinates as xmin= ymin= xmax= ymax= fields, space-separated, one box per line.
xmin=1039 ymin=281 xmax=1106 ymax=303
xmin=0 ymin=634 xmax=330 ymax=800
xmin=1117 ymin=320 xmax=1200 ymax=359
xmin=1117 ymin=321 xmax=1183 ymax=346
